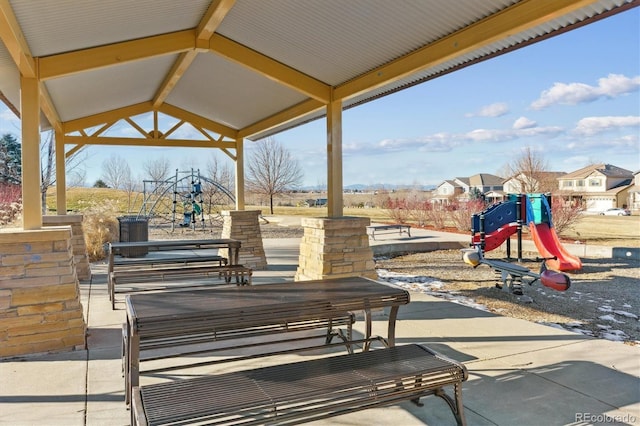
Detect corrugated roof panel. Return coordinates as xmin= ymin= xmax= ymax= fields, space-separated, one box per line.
xmin=218 ymin=0 xmax=519 ymax=85
xmin=0 ymin=42 xmax=20 ymax=112
xmin=248 ymin=0 xmax=636 ymax=140
xmin=45 ymin=55 xmax=177 ymax=122
xmin=0 ymin=0 xmax=636 ymax=140
xmin=167 ymin=53 xmax=308 ymax=130
xmin=9 ymin=0 xmax=211 ymax=56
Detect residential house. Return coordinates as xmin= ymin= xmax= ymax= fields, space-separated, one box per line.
xmin=467 ymin=173 xmax=504 ymax=203
xmin=432 ymin=174 xmax=503 ymax=204
xmin=503 ymin=171 xmax=567 ymax=194
xmin=468 ymin=173 xmax=503 ymax=193
xmin=431 ymin=179 xmax=467 ymax=204
xmin=556 ymin=164 xmax=633 ymax=212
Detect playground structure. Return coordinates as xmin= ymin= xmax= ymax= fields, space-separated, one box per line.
xmin=138 ymin=169 xmax=235 ymax=232
xmin=470 ymin=194 xmax=582 ymax=272
xmin=462 ymin=247 xmax=571 ymax=295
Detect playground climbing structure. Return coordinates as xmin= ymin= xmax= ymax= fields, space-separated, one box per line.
xmin=138 ymin=169 xmax=235 ymax=232
xmin=471 ymin=194 xmax=582 ymax=272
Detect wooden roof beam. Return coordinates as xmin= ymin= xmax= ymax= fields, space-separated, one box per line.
xmin=38 ymin=30 xmax=195 ymax=80
xmin=238 ymin=98 xmax=324 ymax=139
xmin=209 ymin=34 xmax=331 ymax=103
xmin=153 ymin=0 xmax=236 ymax=108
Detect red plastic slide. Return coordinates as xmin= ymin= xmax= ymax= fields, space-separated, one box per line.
xmin=472 ymin=223 xmax=518 ymax=252
xmin=529 ymin=222 xmax=582 ymax=271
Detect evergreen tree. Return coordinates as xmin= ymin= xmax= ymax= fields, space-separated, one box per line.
xmin=0 ymin=133 xmax=21 ymax=184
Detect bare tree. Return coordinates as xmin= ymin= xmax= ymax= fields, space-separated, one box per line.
xmin=101 ymin=154 xmax=131 ymax=190
xmin=122 ymin=170 xmax=140 ymax=213
xmin=67 ymin=168 xmax=86 ymax=188
xmin=206 ymin=154 xmax=234 ymax=193
xmin=246 ymin=138 xmax=303 ymax=214
xmin=143 ymin=157 xmax=172 ymax=182
xmin=505 ymin=146 xmax=553 ymax=193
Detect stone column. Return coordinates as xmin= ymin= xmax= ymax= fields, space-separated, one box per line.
xmin=0 ymin=227 xmax=86 ymax=358
xmin=43 ymin=215 xmax=91 ymax=281
xmin=295 ymin=216 xmax=376 ymax=281
xmin=220 ymin=210 xmax=267 ymax=270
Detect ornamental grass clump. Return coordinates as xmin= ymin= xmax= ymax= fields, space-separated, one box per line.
xmin=80 ymin=199 xmax=119 ymax=262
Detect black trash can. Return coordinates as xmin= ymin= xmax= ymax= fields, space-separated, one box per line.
xmin=117 ymin=216 xmax=149 ymax=257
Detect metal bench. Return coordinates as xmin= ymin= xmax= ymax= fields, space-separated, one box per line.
xmin=110 ymin=264 xmax=253 ymax=309
xmin=122 ymin=313 xmax=356 ymax=404
xmin=131 ymin=344 xmax=468 ymax=426
xmin=367 ymin=224 xmax=412 ymax=240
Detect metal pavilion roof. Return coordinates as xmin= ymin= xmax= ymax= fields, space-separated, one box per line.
xmin=1 ymin=0 xmax=637 ymax=145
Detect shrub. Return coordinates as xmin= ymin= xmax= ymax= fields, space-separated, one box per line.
xmin=80 ymin=200 xmax=120 ymax=262
xmin=408 ymin=199 xmax=431 ymax=227
xmin=551 ymin=197 xmax=583 ymax=235
xmin=427 ymin=205 xmax=447 ymax=229
xmin=448 ymin=200 xmax=485 ymax=231
xmin=383 ymin=197 xmax=410 ymax=224
xmin=0 ymin=183 xmax=22 ymax=226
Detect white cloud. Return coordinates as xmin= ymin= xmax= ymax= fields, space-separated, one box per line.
xmin=573 ymin=115 xmax=640 ymax=136
xmin=357 ymin=124 xmax=564 ymax=155
xmin=374 ymin=134 xmax=461 ymax=153
xmin=531 ymin=73 xmax=640 ymax=110
xmin=466 ymin=102 xmax=509 ymax=117
xmin=513 ymin=116 xmax=537 ymax=129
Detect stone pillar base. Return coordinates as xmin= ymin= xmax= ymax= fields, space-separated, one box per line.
xmin=295 ymin=216 xmax=377 ymax=281
xmin=220 ymin=210 xmax=267 ymax=270
xmin=43 ymin=214 xmax=91 ymax=281
xmin=0 ymin=227 xmax=87 ymax=358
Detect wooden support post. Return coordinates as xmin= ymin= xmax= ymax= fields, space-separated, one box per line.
xmin=326 ymin=97 xmax=343 ymax=218
xmin=20 ymin=76 xmax=42 ymax=229
xmin=235 ymin=138 xmax=245 ymax=210
xmin=55 ymin=129 xmax=67 ymax=214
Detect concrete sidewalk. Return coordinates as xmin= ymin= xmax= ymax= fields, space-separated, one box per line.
xmin=1 ymin=228 xmax=639 ymax=426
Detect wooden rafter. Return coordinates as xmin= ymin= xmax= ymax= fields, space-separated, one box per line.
xmin=209 ymin=34 xmax=331 ymax=103
xmin=64 ymin=135 xmax=235 ymax=150
xmin=38 ymin=30 xmax=195 ymax=80
xmin=334 ymin=0 xmax=603 ymax=100
xmin=238 ymin=98 xmax=324 ymax=139
xmin=153 ymin=0 xmax=237 ymax=108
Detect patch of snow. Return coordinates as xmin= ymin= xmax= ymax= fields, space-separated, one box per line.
xmin=377 ymin=268 xmax=635 ymax=345
xmin=538 ymin=322 xmax=567 ymax=330
xmin=601 ymin=330 xmax=629 ymax=342
xmin=613 ymin=310 xmax=638 ymax=320
xmin=598 ymin=314 xmax=625 ymax=324
xmin=376 ymin=270 xmax=489 ymax=312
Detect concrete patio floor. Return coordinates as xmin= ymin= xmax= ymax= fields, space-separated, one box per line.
xmin=1 ymin=225 xmax=638 ymax=426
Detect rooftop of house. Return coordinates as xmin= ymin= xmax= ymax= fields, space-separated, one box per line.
xmin=559 ymin=164 xmax=634 ymax=180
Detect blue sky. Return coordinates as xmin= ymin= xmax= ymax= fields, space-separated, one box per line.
xmin=1 ymin=8 xmax=639 ymax=188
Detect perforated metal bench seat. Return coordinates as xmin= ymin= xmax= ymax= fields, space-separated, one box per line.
xmin=110 ymin=264 xmax=253 ymax=309
xmin=131 ymin=344 xmax=468 ymax=426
